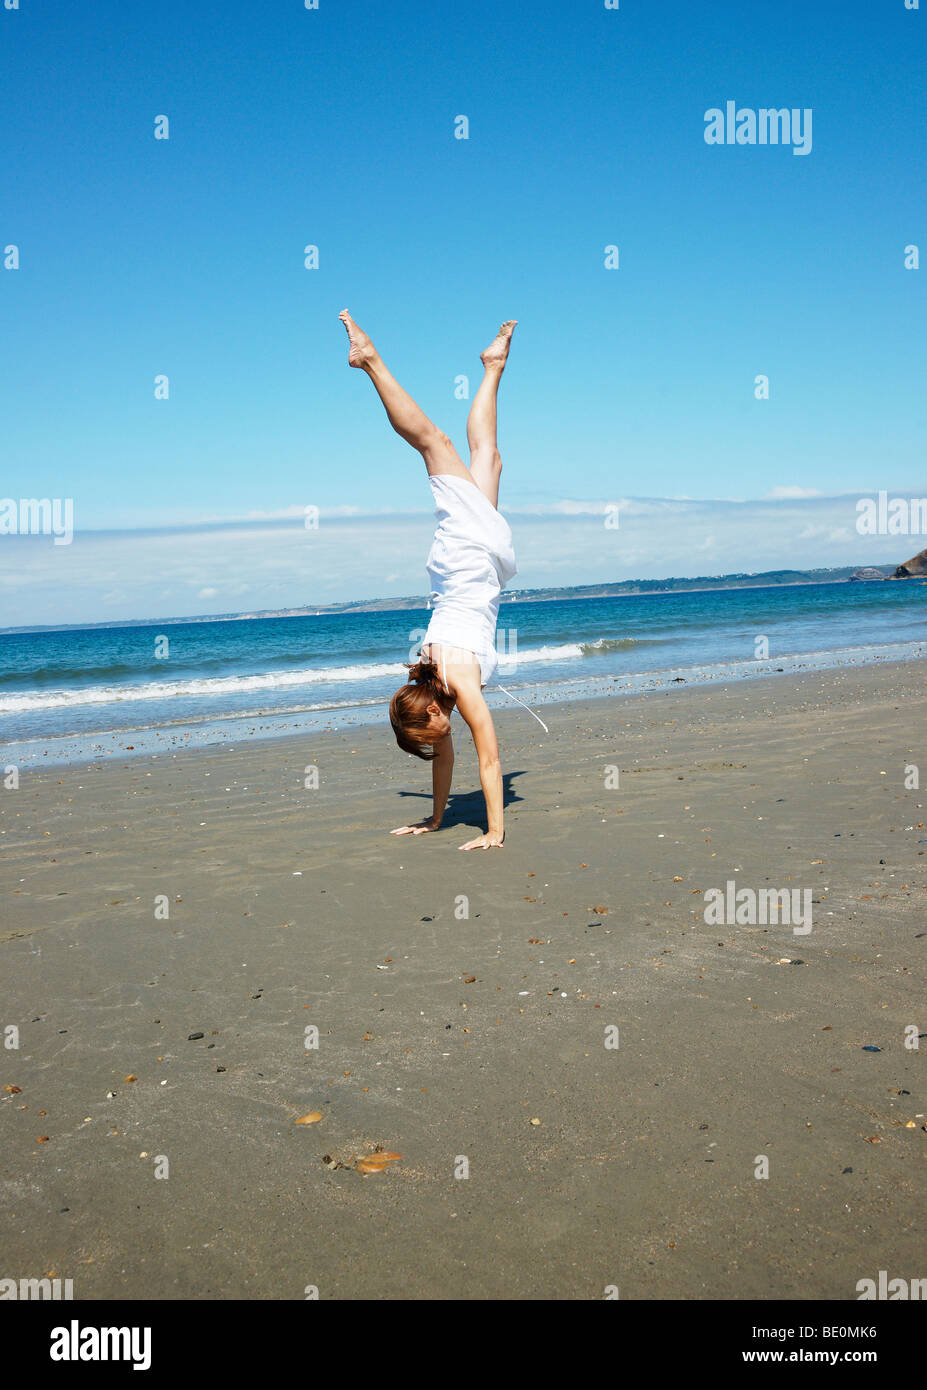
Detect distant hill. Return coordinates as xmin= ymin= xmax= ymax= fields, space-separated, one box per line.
xmin=0 ymin=565 xmax=895 ymax=635
xmin=495 ymin=567 xmax=867 ymax=603
xmin=893 ymin=547 xmax=927 ymax=579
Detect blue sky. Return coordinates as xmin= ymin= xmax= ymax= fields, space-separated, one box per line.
xmin=2 ymin=0 xmax=925 ymax=624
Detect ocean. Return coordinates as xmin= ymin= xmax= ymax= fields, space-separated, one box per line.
xmin=1 ymin=580 xmax=924 ymax=766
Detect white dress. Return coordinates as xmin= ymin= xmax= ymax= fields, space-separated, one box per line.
xmin=421 ymin=474 xmax=517 ymax=687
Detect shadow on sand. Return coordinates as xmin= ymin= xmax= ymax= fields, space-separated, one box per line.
xmin=394 ymin=769 xmax=527 ymax=832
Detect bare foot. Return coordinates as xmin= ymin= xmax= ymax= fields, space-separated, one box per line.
xmin=339 ymin=309 xmax=377 ymax=369
xmin=480 ymin=320 xmax=517 ymax=368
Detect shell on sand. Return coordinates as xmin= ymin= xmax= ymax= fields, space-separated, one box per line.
xmin=355 ymin=1151 xmax=403 ymax=1173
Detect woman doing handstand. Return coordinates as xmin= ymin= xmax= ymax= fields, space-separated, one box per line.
xmin=339 ymin=310 xmax=518 ymax=851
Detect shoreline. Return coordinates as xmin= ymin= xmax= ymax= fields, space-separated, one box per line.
xmin=4 ymin=641 xmax=926 ymax=769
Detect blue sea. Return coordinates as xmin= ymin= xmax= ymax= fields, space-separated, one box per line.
xmin=1 ymin=581 xmax=925 ymax=766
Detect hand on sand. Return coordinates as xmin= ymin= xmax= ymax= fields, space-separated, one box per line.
xmin=459 ymin=832 xmax=504 ymax=851
xmin=390 ymin=818 xmax=440 ymax=836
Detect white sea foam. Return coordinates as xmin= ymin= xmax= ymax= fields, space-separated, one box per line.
xmin=510 ymin=637 xmax=645 ymax=662
xmin=0 ymin=637 xmax=643 ymax=714
xmin=509 ymin=642 xmax=584 ymax=662
xmin=0 ymin=662 xmax=411 ymax=714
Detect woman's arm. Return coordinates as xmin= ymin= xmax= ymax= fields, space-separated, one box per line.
xmin=430 ymin=731 xmax=454 ymax=824
xmin=390 ymin=733 xmax=453 ymax=836
xmin=453 ymin=679 xmax=504 ymax=850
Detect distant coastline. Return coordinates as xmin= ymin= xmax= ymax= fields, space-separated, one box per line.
xmin=0 ymin=564 xmax=906 ymax=636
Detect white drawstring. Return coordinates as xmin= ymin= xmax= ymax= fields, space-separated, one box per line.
xmin=495 ymin=684 xmax=549 ymax=733
xmin=426 ymin=644 xmax=549 ymax=733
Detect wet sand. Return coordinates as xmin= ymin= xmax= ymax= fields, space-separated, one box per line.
xmin=1 ymin=662 xmax=925 ymax=1300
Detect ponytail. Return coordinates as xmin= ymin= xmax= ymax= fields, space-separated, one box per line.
xmin=408 ymin=657 xmax=445 ymax=696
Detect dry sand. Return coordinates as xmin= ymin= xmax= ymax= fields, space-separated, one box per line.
xmin=1 ymin=662 xmax=925 ymax=1300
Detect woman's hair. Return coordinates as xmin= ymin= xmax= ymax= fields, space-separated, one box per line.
xmin=389 ymin=658 xmax=455 ymax=760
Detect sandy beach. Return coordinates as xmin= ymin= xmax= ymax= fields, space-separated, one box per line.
xmin=2 ymin=662 xmax=924 ymax=1301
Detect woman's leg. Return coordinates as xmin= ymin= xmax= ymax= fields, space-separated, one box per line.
xmin=466 ymin=320 xmax=517 ymax=508
xmin=339 ymin=311 xmax=470 ymax=479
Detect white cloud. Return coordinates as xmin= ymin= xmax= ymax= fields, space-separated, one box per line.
xmin=1 ymin=491 xmax=918 ymax=628
xmin=764 ymin=485 xmax=824 ymax=500
xmin=547 ymin=498 xmax=630 ymax=516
